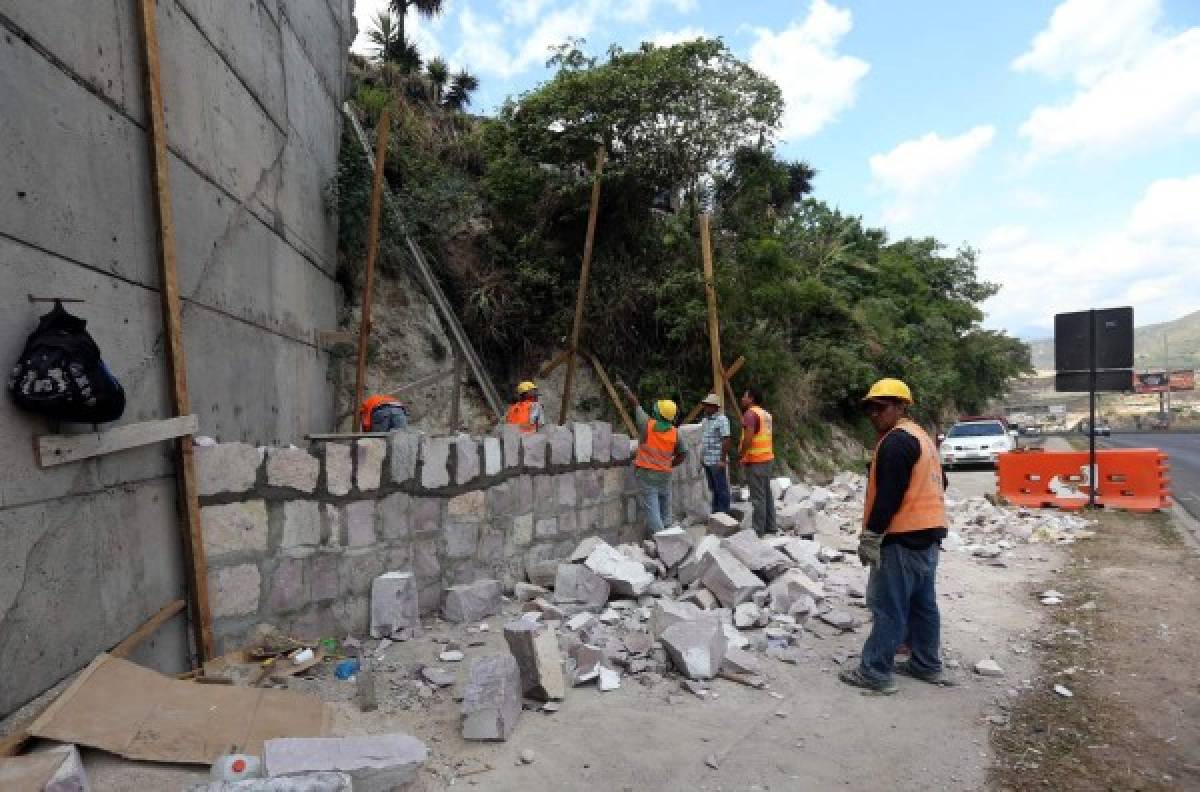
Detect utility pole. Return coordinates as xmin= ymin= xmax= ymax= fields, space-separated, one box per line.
xmin=1164 ymin=330 xmax=1171 ymax=426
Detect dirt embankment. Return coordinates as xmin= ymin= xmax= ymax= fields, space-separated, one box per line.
xmin=990 ymin=510 xmax=1200 ymax=790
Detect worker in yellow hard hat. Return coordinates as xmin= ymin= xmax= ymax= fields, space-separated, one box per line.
xmin=840 ymin=377 xmax=954 ymax=694
xmin=617 ymin=380 xmax=687 ymax=536
xmin=505 ymin=380 xmax=544 ymax=434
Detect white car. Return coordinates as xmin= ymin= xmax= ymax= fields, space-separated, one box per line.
xmin=939 ymin=420 xmax=1016 ymax=470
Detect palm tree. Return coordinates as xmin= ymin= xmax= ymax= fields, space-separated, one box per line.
xmin=389 ymin=0 xmax=446 ymax=48
xmin=443 ymin=69 xmax=480 ymax=111
xmin=367 ymin=11 xmax=422 ymax=72
xmin=425 ymin=57 xmax=450 ymax=103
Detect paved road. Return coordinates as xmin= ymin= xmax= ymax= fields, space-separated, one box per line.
xmin=1099 ymin=432 xmax=1200 ymax=519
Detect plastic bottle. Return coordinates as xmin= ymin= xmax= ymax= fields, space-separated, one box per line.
xmin=210 ymin=754 xmax=263 ymax=781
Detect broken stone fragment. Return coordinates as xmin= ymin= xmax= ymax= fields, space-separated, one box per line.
xmin=647 ymin=580 xmax=681 ymax=599
xmin=263 ymin=734 xmax=428 ymax=790
xmin=720 ymin=646 xmax=762 ymax=676
xmin=570 ymin=536 xmax=604 ymax=563
xmin=699 ymin=548 xmax=765 ymax=608
xmin=523 ymin=597 xmax=567 ymax=622
xmin=422 ymin=667 xmax=455 ymax=688
xmin=598 ymin=666 xmax=620 ymax=691
xmin=462 ymin=655 xmax=523 ymax=741
xmin=584 ymin=541 xmax=654 ymax=597
xmin=677 ymin=535 xmax=721 ymax=587
xmin=974 ymin=658 xmax=1005 ymax=677
xmin=680 ymin=587 xmax=719 ymax=610
xmin=817 ymin=609 xmax=859 ymax=631
xmin=503 ymin=621 xmax=566 ymax=701
xmin=553 ymin=562 xmax=611 ymax=608
xmin=767 ymin=569 xmax=826 ymax=613
xmin=623 ymin=631 xmax=654 ymax=656
xmin=568 ymin=642 xmax=604 ymax=686
xmin=369 ymin=572 xmax=421 ymax=642
xmin=706 ymin=511 xmax=741 ymax=538
xmin=653 ymin=526 xmax=694 ymax=569
xmin=661 ymin=620 xmax=728 ymax=680
xmin=733 ymin=602 xmax=767 ymax=629
xmin=442 ymin=580 xmax=504 ymax=623
xmin=721 ymin=529 xmax=793 ymax=580
xmin=526 ymin=560 xmax=562 ymax=588
xmin=190 ymin=774 xmax=353 ymax=792
xmin=514 ymin=582 xmax=549 ymax=602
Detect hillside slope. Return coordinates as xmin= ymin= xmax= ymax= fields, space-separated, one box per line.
xmin=1028 ymin=309 xmax=1200 ymax=371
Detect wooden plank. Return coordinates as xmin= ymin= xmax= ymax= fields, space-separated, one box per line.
xmin=581 ymin=348 xmax=637 ymax=438
xmin=683 ymin=356 xmax=746 ymax=424
xmin=352 ymin=108 xmax=392 ymax=432
xmin=35 ymin=415 xmax=198 ymax=468
xmin=316 ymin=329 xmax=356 ymax=350
xmin=111 ymin=599 xmax=187 ymax=659
xmin=136 ymin=0 xmax=212 ymax=663
xmin=559 ymin=147 xmax=607 ymax=425
xmin=538 ymin=348 xmax=570 ymax=378
xmin=700 ymin=213 xmax=725 ymax=408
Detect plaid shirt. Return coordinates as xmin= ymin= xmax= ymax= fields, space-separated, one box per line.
xmin=700 ymin=413 xmax=731 ymax=466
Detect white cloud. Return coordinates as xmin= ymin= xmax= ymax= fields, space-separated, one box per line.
xmin=748 ymin=0 xmax=869 ymax=139
xmin=455 ymin=6 xmax=522 ymax=77
xmin=500 ymin=0 xmax=553 ymax=26
xmin=978 ymin=175 xmax=1200 ymax=335
xmin=868 ymin=126 xmax=995 ymax=225
xmin=1012 ymin=0 xmax=1161 ymax=84
xmin=1014 ymin=1 xmax=1200 ymax=159
xmin=648 ymin=26 xmax=708 ymax=47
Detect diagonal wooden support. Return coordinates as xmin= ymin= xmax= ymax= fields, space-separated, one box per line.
xmin=683 ymin=356 xmax=745 ymax=425
xmin=581 ymin=348 xmax=637 ymax=437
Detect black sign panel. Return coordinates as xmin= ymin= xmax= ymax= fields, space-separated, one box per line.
xmin=1055 ymin=369 xmax=1133 ymax=393
xmin=1054 ymin=307 xmax=1134 ymax=372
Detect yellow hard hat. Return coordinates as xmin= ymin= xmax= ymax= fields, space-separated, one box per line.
xmin=656 ymin=399 xmax=678 ymax=422
xmin=863 ymin=378 xmax=913 ymax=404
xmin=516 ymin=380 xmax=538 ymax=395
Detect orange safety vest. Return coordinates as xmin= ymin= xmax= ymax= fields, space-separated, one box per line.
xmin=862 ymin=418 xmax=947 ymax=534
xmin=635 ymin=421 xmax=679 ymax=472
xmin=506 ymin=399 xmax=538 ymax=434
xmin=740 ymin=405 xmax=774 ymax=464
xmin=361 ymin=395 xmax=402 ymax=431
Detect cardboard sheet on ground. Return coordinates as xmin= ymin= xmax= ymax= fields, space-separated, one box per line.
xmin=29 ymin=654 xmax=330 ymax=764
xmin=0 ymin=751 xmax=66 ymax=792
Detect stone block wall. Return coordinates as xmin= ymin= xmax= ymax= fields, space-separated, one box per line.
xmin=197 ymin=422 xmax=707 ymax=650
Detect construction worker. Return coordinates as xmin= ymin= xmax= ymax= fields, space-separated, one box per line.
xmin=839 ymin=378 xmax=953 ymax=694
xmin=699 ymin=393 xmax=732 ymax=514
xmin=360 ymin=395 xmax=408 ymax=432
xmin=617 ymin=380 xmax=687 ymax=536
xmin=739 ymin=387 xmax=776 ymax=536
xmin=505 ymin=380 xmax=544 ymax=434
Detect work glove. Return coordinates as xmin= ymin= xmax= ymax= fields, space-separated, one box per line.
xmin=857 ymin=531 xmax=883 ymax=567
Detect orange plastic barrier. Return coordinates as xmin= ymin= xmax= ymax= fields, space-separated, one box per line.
xmin=995 ymin=448 xmax=1170 ymax=512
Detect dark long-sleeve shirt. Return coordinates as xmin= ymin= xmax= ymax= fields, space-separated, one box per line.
xmin=865 ymin=430 xmax=948 ymax=549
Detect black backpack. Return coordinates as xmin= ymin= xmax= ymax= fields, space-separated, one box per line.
xmin=8 ymin=301 xmax=126 ymax=423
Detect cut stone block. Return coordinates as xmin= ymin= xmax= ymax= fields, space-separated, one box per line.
xmin=527 ymin=560 xmax=561 ymax=588
xmin=188 ymin=775 xmax=352 ymax=792
xmin=324 ymin=443 xmax=353 ymax=496
xmin=653 ymin=526 xmax=693 ymax=569
xmin=767 ymin=569 xmax=826 ymax=613
xmin=264 ymin=734 xmax=427 ymax=791
xmin=455 ymin=434 xmax=480 ymax=485
xmin=782 ymin=483 xmax=812 ymax=507
xmin=201 ymin=500 xmax=268 ymax=559
xmin=267 ymin=447 xmax=320 ymax=493
xmin=281 ymin=501 xmax=321 ymax=548
xmin=568 ymin=642 xmax=604 ymax=686
xmin=590 ymin=421 xmax=613 ymax=463
xmin=584 ymin=542 xmax=654 ymax=597
xmin=420 ymin=436 xmax=451 ymax=489
xmin=553 ymin=563 xmax=610 ymax=608
xmin=483 ymin=436 xmax=503 ymax=476
xmin=569 ymin=536 xmax=604 ymax=562
xmin=462 ymin=655 xmax=523 ymax=741
xmin=598 ymin=666 xmax=620 ymax=691
xmin=389 ymin=431 xmax=421 ymax=485
xmin=196 ymin=442 xmax=261 ymax=496
xmin=678 ymin=535 xmax=721 ymax=587
xmin=707 ymin=512 xmax=740 ymax=538
xmin=681 ymin=588 xmax=718 ymax=610
xmin=442 ymin=579 xmax=503 ymax=623
xmin=503 ymin=621 xmax=566 ymax=701
xmin=345 ymin=501 xmax=377 ymax=547
xmin=722 ymin=529 xmax=793 ymax=580
xmin=209 ymin=563 xmax=262 ymax=618
xmin=572 ymin=422 xmax=593 ymax=463
xmin=661 ymin=620 xmax=728 ymax=680
xmin=548 ymin=425 xmax=574 ymax=466
xmin=726 ymin=503 xmax=751 ymax=532
xmin=610 ymin=433 xmax=632 ymax=462
xmin=521 ymin=432 xmax=548 ymax=469
xmin=721 ymin=645 xmax=763 ymax=676
xmin=770 ymin=477 xmax=792 ymax=501
xmin=734 ymin=602 xmax=762 ymax=628
xmin=699 ymin=548 xmax=765 ymax=608
xmin=649 ymin=599 xmax=724 ymax=638
xmin=975 ymin=658 xmax=1005 ymax=677
xmin=371 ymin=572 xmax=421 ymax=640
xmin=647 ymin=580 xmax=681 ymax=599
xmin=514 ymin=582 xmax=548 ymax=602
xmin=32 ymin=743 xmax=88 ymax=792
xmin=355 ymin=438 xmax=387 ymax=491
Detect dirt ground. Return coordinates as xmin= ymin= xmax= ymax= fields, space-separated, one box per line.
xmin=9 ymin=467 xmax=1198 ymax=791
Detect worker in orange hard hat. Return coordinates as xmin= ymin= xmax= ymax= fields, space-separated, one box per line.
xmin=617 ymin=379 xmax=687 ymax=537
xmin=361 ymin=394 xmax=408 ymax=432
xmin=505 ymin=380 xmax=544 ymax=434
xmin=840 ymin=377 xmax=955 ymax=694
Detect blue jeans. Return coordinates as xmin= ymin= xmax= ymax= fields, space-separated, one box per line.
xmin=703 ymin=464 xmax=731 ymax=514
xmin=637 ymin=475 xmax=672 ymax=536
xmin=859 ymin=541 xmax=942 ymax=684
xmin=370 ymin=405 xmax=408 ymax=431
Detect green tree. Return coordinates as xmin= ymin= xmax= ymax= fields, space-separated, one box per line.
xmin=425 ymin=57 xmax=449 ymax=103
xmin=388 ymin=0 xmax=446 ymax=53
xmin=444 ymin=69 xmax=480 ymax=111
xmin=367 ymin=11 xmax=421 ymax=72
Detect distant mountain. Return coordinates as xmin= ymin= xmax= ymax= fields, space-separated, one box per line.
xmin=1027 ymin=309 xmax=1200 ymax=372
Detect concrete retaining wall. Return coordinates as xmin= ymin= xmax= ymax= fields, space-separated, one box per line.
xmin=196 ymin=422 xmax=708 ymax=651
xmin=0 ymin=1 xmax=354 ymax=716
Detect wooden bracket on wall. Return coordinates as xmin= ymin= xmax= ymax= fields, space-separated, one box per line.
xmin=35 ymin=415 xmax=199 ymax=468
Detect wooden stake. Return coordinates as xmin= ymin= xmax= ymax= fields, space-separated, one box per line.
xmin=700 ymin=213 xmax=724 ymax=407
xmin=352 ymin=108 xmax=392 ymax=431
xmin=581 ymin=348 xmax=637 ymax=437
xmin=559 ymin=147 xmax=606 ymax=425
xmin=137 ymin=0 xmax=212 ymax=663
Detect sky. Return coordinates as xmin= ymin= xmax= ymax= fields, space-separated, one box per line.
xmin=351 ymin=0 xmax=1200 ymax=340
